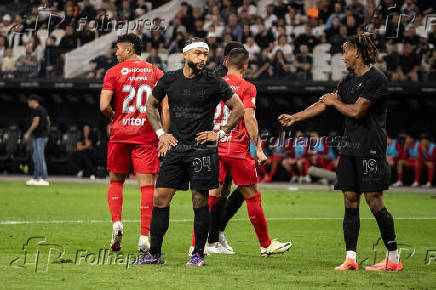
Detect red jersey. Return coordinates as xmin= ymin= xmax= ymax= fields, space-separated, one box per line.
xmin=102 ymin=59 xmax=163 ymax=145
xmin=214 ymin=74 xmax=256 ymax=159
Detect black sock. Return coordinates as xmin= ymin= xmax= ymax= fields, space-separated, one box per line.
xmin=149 ymin=207 xmax=169 ymax=256
xmin=208 ymin=197 xmax=226 ymax=243
xmin=193 ymin=205 xmax=209 ymax=257
xmin=343 ymin=208 xmax=360 ymax=252
xmin=373 ymin=207 xmax=397 ymax=251
xmin=219 ymin=189 xmax=245 ymax=232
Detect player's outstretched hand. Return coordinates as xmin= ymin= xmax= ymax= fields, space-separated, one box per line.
xmin=278 ymin=114 xmax=297 ymax=127
xmin=158 ymin=142 xmax=170 ymax=157
xmin=195 ymin=131 xmax=218 ymax=144
xmin=256 ymin=150 xmax=268 ymax=166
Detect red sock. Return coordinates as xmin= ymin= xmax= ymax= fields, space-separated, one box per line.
xmin=397 ymin=171 xmax=403 ymax=182
xmin=415 ymin=162 xmax=423 ymax=182
xmin=107 ymin=180 xmax=123 ymax=223
xmin=287 ymin=168 xmax=295 ymax=176
xmin=304 ymin=160 xmax=310 ymax=175
xmin=245 ymin=192 xmax=271 ymax=248
xmin=192 ymin=195 xmax=220 ymax=246
xmin=140 ymin=185 xmax=154 ymax=236
xmin=269 ymin=165 xmax=278 ymax=179
xmin=428 ymin=167 xmax=434 ymax=184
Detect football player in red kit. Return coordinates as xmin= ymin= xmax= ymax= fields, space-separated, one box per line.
xmin=100 ymin=33 xmax=168 ymax=252
xmin=207 ymin=47 xmax=292 ymax=255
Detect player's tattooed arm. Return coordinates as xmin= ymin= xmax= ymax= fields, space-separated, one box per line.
xmin=279 ymin=100 xmax=327 ymax=127
xmin=196 ymin=94 xmax=244 ymax=144
xmin=100 ymin=90 xmax=115 ymax=119
xmin=147 ymin=94 xmax=178 ymax=155
xmin=222 ymin=94 xmax=244 ymax=134
xmin=244 ymin=107 xmax=267 ymax=165
xmin=161 ymin=96 xmax=170 ymax=133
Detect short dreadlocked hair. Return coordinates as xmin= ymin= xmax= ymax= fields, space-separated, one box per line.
xmin=343 ymin=33 xmax=378 ymax=65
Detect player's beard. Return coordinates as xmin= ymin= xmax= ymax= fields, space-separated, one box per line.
xmin=187 ymin=59 xmax=204 ymax=75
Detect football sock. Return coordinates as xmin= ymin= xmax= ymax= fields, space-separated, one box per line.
xmin=107 ymin=180 xmax=123 ymax=223
xmin=246 ymin=192 xmax=271 ymax=248
xmin=397 ymin=171 xmax=403 ymax=182
xmin=140 ymin=185 xmax=154 ymax=236
xmin=415 ymin=162 xmax=423 ymax=182
xmin=428 ymin=166 xmax=434 ymax=184
xmin=219 ymin=188 xmax=244 ymax=231
xmin=149 ymin=206 xmax=169 ymax=256
xmin=343 ymin=208 xmax=360 ymax=252
xmin=373 ymin=207 xmax=397 ymax=252
xmin=387 ymin=249 xmax=400 ymax=263
xmin=193 ymin=205 xmax=209 ymax=257
xmin=208 ymin=196 xmax=223 ymax=243
xmin=346 ymin=250 xmax=357 ymax=262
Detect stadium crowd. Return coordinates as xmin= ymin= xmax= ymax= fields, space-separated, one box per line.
xmin=0 ymin=0 xmax=436 ymax=80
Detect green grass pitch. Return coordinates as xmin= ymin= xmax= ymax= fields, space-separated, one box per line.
xmin=1 ymin=181 xmax=435 ymax=289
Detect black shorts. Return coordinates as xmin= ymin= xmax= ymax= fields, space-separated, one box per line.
xmin=156 ymin=149 xmax=219 ymax=191
xmin=334 ymin=155 xmax=390 ymax=193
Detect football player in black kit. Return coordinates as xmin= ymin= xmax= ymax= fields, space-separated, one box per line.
xmin=279 ymin=33 xmax=402 ymax=271
xmin=135 ymin=37 xmax=244 ymax=267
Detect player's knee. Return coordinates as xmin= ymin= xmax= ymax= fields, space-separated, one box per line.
xmin=110 ymin=172 xmax=127 ymax=183
xmin=192 ymin=190 xmax=208 ymax=208
xmin=343 ymin=192 xmax=359 ymax=207
xmin=364 ymin=193 xmax=384 ymax=213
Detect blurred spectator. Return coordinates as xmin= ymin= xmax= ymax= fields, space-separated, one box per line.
xmin=166 ymin=16 xmax=187 ymax=44
xmin=274 ymin=0 xmax=290 ymax=20
xmin=7 ymin=16 xmax=29 ymax=48
xmin=285 ymin=7 xmax=304 ymax=26
xmin=118 ymin=0 xmax=135 ymax=21
xmin=385 ymin=43 xmax=401 ymax=81
xmin=73 ymin=124 xmax=96 ymax=179
xmin=146 ymin=48 xmax=164 ymax=70
xmin=293 ymin=44 xmax=312 ymax=80
xmin=16 ymin=44 xmax=38 ymax=78
xmin=343 ymin=15 xmax=357 ymax=36
xmin=80 ymin=0 xmax=97 ymax=20
xmin=329 ymin=25 xmax=347 ymax=54
xmin=429 ymin=25 xmax=436 ymax=46
xmin=168 ymin=31 xmax=185 ymax=54
xmin=194 ymin=18 xmax=208 ymax=38
xmin=1 ymin=48 xmax=16 ymax=78
xmin=59 ymin=25 xmax=78 ymax=53
xmin=264 ymin=4 xmax=278 ymax=29
xmin=417 ymin=0 xmax=436 ymax=15
xmin=272 ymin=34 xmax=292 ymax=60
xmin=0 ymin=35 xmax=8 ymax=63
xmin=146 ymin=30 xmax=166 ymax=51
xmin=272 ymin=49 xmax=290 ymax=77
xmin=429 ymin=51 xmax=436 ymax=80
xmin=88 ymin=47 xmax=116 ymax=78
xmin=399 ymin=42 xmax=419 ymax=81
xmin=249 ymin=49 xmax=273 ymax=79
xmin=254 ymin=22 xmax=275 ymax=51
xmin=241 ymin=25 xmax=253 ymax=43
xmin=44 ymin=36 xmax=61 ymax=77
xmin=224 ymin=14 xmax=243 ymax=42
xmin=221 ymin=0 xmax=237 ymax=25
xmin=60 ymin=4 xmax=78 ymax=29
xmin=294 ymin=25 xmax=319 ymax=53
xmin=244 ymin=36 xmax=261 ymax=60
xmin=180 ymin=2 xmax=194 ymax=32
xmin=401 ymin=0 xmax=420 ymax=16
xmin=78 ymin=23 xmax=96 ymax=45
xmin=0 ymin=14 xmax=12 ymax=35
xmin=325 ymin=16 xmax=341 ymax=40
xmin=238 ymin=0 xmax=257 ymax=20
xmin=325 ymin=2 xmax=345 ymax=30
xmin=204 ymin=5 xmax=223 ymax=29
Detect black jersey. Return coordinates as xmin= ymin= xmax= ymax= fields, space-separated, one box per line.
xmin=30 ymin=105 xmax=49 ymax=138
xmin=212 ymin=63 xmax=227 ymax=78
xmin=152 ymin=69 xmax=234 ymax=151
xmin=336 ymin=67 xmax=388 ymax=158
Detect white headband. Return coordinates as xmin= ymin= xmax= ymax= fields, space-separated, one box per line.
xmin=182 ymin=42 xmax=209 ymax=53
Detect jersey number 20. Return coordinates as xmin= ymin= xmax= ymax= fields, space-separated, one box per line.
xmin=122 ymin=84 xmax=152 ymax=113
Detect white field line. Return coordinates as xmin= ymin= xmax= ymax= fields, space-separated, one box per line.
xmin=1 ymin=217 xmax=436 ymax=225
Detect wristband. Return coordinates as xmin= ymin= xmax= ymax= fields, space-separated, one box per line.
xmin=156 ymin=128 xmax=164 ymax=138
xmin=217 ymin=130 xmax=226 ymax=139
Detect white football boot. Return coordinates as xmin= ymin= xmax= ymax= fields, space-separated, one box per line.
xmin=110 ymin=221 xmax=123 ymax=252
xmin=260 ymin=239 xmax=292 ymax=256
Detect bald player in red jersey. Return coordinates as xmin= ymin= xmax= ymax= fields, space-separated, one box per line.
xmin=209 ymin=48 xmax=292 ymax=256
xmin=100 ymin=33 xmax=168 ymax=253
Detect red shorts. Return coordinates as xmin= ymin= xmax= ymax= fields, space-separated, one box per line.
xmin=219 ymin=154 xmax=257 ymax=186
xmin=408 ymin=157 xmax=417 ymax=167
xmin=270 ymin=155 xmax=285 ymax=162
xmin=107 ymin=142 xmax=159 ymax=174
